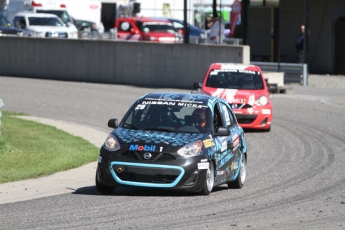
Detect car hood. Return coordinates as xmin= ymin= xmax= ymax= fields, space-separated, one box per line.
xmin=113 ymin=127 xmax=205 ymax=147
xmin=0 ymin=27 xmax=23 ymax=34
xmin=26 ymin=26 xmax=71 ymax=32
xmin=203 ymin=87 xmax=268 ymax=105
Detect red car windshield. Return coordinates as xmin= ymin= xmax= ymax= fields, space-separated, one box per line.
xmin=136 ymin=21 xmax=176 ymax=33
xmin=205 ymin=69 xmax=264 ymax=90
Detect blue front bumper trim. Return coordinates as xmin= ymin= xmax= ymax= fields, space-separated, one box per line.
xmin=109 ymin=161 xmax=185 ymax=188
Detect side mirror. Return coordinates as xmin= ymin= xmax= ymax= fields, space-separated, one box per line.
xmin=193 ymin=82 xmax=202 ymax=89
xmin=214 ymin=126 xmax=230 ymax=136
xmin=268 ymin=83 xmax=278 ymax=93
xmin=108 ymin=118 xmax=118 ymax=129
xmin=192 ymin=82 xmax=203 ymax=94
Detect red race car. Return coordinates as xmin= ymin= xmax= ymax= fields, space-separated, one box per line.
xmin=194 ymin=63 xmax=272 ymax=132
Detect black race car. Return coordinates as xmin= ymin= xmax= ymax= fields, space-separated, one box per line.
xmin=96 ymin=92 xmax=247 ymax=195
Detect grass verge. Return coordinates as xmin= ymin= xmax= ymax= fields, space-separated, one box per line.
xmin=0 ymin=111 xmax=99 ymax=184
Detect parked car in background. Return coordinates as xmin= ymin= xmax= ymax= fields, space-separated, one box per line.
xmin=115 ymin=17 xmax=182 ymax=43
xmin=72 ymin=17 xmax=97 ymax=32
xmin=0 ymin=14 xmax=23 ymax=36
xmin=12 ymin=12 xmax=78 ymax=38
xmin=150 ymin=17 xmax=206 ymax=42
xmin=34 ymin=9 xmax=78 ymax=32
xmin=96 ymin=92 xmax=247 ymax=195
xmin=194 ymin=63 xmax=273 ymax=132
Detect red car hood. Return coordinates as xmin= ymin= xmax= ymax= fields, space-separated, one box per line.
xmin=202 ymin=87 xmax=266 ymax=106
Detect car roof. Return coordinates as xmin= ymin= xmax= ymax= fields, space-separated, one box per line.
xmin=209 ymin=63 xmax=261 ymax=71
xmin=14 ymin=12 xmax=59 ymax=18
xmin=138 ymin=92 xmax=222 ymax=107
xmin=119 ymin=17 xmax=171 ymax=23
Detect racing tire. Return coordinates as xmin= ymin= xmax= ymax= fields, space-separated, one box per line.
xmin=198 ymin=161 xmax=214 ymax=195
xmin=228 ymin=154 xmax=247 ymax=189
xmin=95 ymin=172 xmax=116 ymax=195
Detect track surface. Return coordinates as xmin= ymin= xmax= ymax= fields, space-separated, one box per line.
xmin=1 ymin=76 xmax=345 ymax=230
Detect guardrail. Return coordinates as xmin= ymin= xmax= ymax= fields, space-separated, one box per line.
xmin=250 ymin=62 xmax=308 ymax=86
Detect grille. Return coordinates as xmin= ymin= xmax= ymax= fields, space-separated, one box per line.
xmin=235 ymin=114 xmax=257 ymax=124
xmin=116 ymin=172 xmax=178 ymax=184
xmin=121 ymin=151 xmax=176 ymax=162
xmin=45 ymin=32 xmax=68 ymax=38
xmin=232 ymin=103 xmax=253 ymax=109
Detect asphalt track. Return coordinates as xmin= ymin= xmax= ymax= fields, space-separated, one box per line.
xmin=0 ymin=76 xmax=345 ymax=230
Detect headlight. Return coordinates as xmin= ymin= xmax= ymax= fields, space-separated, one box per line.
xmin=255 ymin=96 xmax=268 ymax=106
xmin=103 ymin=134 xmax=120 ymax=151
xmin=70 ymin=32 xmax=78 ymax=38
xmin=177 ymin=140 xmax=203 ymax=157
xmin=34 ymin=32 xmax=44 ymax=37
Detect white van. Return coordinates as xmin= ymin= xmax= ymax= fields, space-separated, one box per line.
xmin=12 ymin=12 xmax=78 ymax=38
xmin=4 ymin=0 xmax=101 ymax=28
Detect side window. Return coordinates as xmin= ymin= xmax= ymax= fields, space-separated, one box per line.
xmin=19 ymin=17 xmax=26 ymax=29
xmin=227 ymin=107 xmax=237 ymax=127
xmin=118 ymin=21 xmax=131 ymax=32
xmin=220 ymin=103 xmax=232 ymax=127
xmin=13 ymin=16 xmax=23 ymax=29
xmin=213 ymin=104 xmax=224 ymax=131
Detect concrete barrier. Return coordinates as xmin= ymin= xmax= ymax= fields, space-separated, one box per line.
xmin=0 ymin=37 xmax=250 ymax=89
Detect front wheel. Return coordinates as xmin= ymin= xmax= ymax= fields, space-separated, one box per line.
xmin=228 ymin=154 xmax=247 ymax=189
xmin=198 ymin=161 xmax=214 ymax=195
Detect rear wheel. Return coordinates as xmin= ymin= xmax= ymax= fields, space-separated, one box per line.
xmin=228 ymin=154 xmax=247 ymax=189
xmin=198 ymin=162 xmax=214 ymax=195
xmin=95 ymin=170 xmax=116 ymax=195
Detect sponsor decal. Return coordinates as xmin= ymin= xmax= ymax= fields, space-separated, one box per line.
xmin=262 ymin=109 xmax=271 ymax=114
xmin=211 ymin=69 xmax=258 ymax=74
xmin=230 ymin=161 xmax=239 ymax=171
xmin=129 ymin=144 xmax=156 ymax=152
xmin=234 ymin=161 xmax=238 ymax=170
xmin=140 ymin=100 xmax=207 ymax=109
xmin=232 ymin=134 xmax=240 ymax=149
xmin=203 ymin=139 xmax=215 ymax=148
xmin=198 ymin=162 xmax=209 ymax=170
xmin=217 ymin=170 xmax=226 ymax=176
xmin=221 ymin=142 xmax=227 ymax=152
xmin=90 ymin=4 xmax=98 ymax=9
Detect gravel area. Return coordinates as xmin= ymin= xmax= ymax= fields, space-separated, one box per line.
xmin=307 ymin=74 xmax=345 ymax=89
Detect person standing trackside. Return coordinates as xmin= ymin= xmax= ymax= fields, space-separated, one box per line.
xmin=295 ymin=24 xmax=305 ymax=63
xmin=209 ymin=16 xmax=225 ymax=44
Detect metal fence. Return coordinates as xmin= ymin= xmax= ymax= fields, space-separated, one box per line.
xmin=250 ymin=62 xmax=308 ymax=86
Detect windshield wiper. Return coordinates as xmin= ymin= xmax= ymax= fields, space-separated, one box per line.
xmin=123 ymin=123 xmax=140 ymax=130
xmin=144 ymin=127 xmax=176 ymax=132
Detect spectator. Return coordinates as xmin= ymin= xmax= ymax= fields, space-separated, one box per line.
xmin=209 ymin=16 xmax=225 ymax=44
xmin=295 ymin=24 xmax=305 ymax=63
xmin=98 ymin=20 xmax=104 ymax=33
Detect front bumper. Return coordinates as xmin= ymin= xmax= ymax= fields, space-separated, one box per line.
xmin=233 ymin=105 xmax=272 ymax=129
xmin=97 ymin=151 xmax=209 ymax=192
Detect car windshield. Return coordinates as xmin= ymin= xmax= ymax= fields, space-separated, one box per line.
xmin=36 ymin=10 xmax=71 ymax=24
xmin=140 ymin=22 xmax=176 ymax=33
xmin=122 ymin=99 xmax=210 ymax=133
xmin=28 ymin=17 xmax=64 ymax=26
xmin=206 ymin=69 xmax=264 ymax=90
xmin=0 ymin=15 xmax=11 ymax=27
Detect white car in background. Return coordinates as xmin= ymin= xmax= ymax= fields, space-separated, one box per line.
xmin=12 ymin=12 xmax=78 ymax=39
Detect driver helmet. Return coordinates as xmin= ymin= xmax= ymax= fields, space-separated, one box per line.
xmin=191 ymin=108 xmax=206 ymax=130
